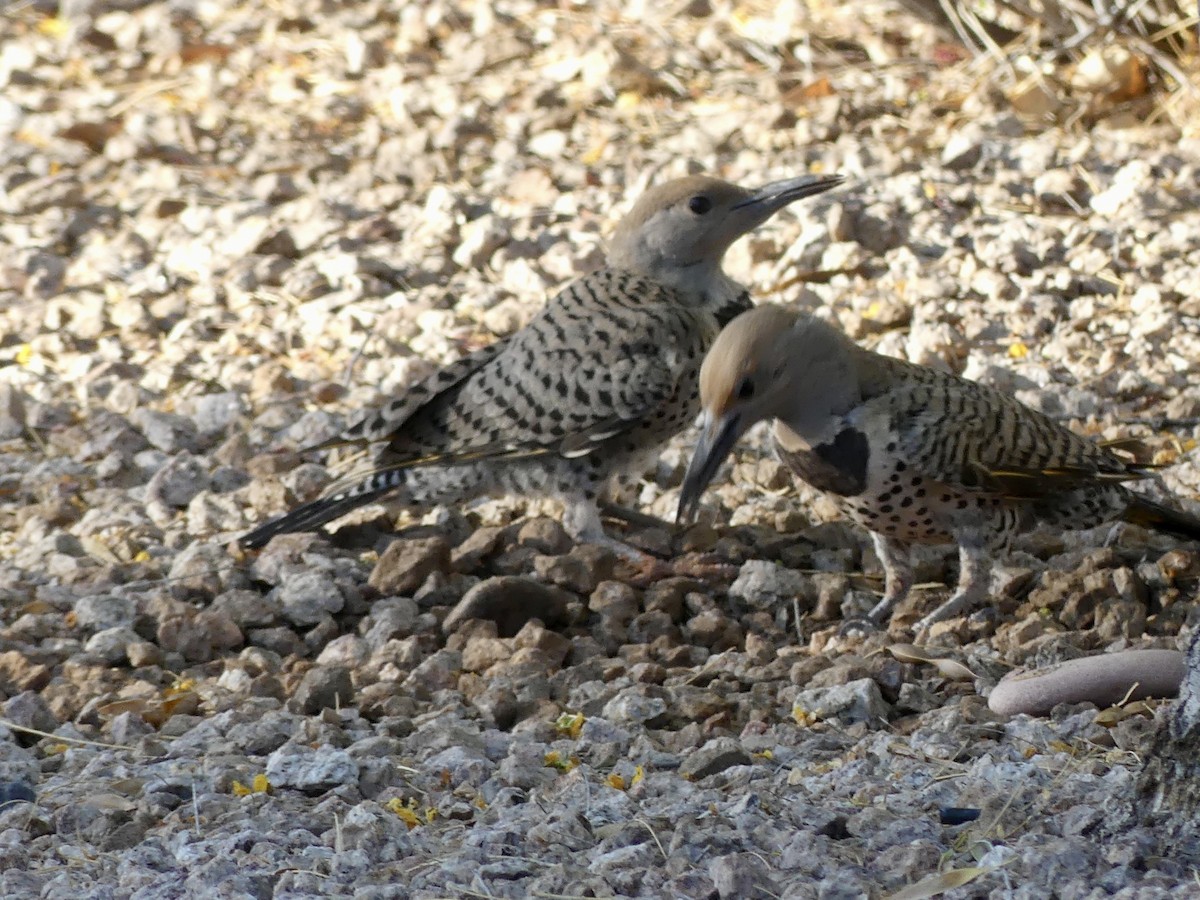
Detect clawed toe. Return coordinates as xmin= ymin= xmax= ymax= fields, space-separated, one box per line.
xmin=837 ymin=616 xmax=882 ymax=638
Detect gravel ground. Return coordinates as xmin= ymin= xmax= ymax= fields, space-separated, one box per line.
xmin=2 ymin=1 xmax=1200 ymax=897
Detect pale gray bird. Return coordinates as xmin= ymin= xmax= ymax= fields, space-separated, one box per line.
xmin=241 ymin=174 xmax=844 ymax=552
xmin=678 ymin=304 xmax=1200 ymax=632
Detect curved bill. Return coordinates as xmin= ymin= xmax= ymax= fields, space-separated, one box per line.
xmin=677 ymin=410 xmax=747 ymax=524
xmin=732 ymin=173 xmax=845 ymax=213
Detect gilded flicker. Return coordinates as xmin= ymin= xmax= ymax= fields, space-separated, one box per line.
xmin=241 ymin=174 xmax=845 ymax=552
xmin=678 ymin=304 xmax=1200 ymax=632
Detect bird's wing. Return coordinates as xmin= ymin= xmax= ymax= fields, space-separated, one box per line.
xmin=879 ymin=378 xmax=1150 ymax=498
xmin=309 ymin=340 xmax=509 ymax=451
xmin=337 ymin=270 xmax=702 ymax=475
xmin=377 ymin=324 xmax=691 ymax=469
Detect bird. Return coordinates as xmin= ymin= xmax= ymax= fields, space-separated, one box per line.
xmin=240 ymin=173 xmax=845 ymax=554
xmin=677 ymin=303 xmax=1200 ymax=633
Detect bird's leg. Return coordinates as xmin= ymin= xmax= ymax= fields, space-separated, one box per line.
xmin=1102 ymin=520 xmax=1127 ymax=548
xmin=562 ymin=494 xmax=670 ymax=576
xmin=867 ymin=533 xmax=914 ymax=624
xmin=912 ymin=534 xmax=991 ymax=635
xmin=839 ymin=533 xmax=912 ymax=636
xmin=597 ymin=500 xmax=674 ymax=533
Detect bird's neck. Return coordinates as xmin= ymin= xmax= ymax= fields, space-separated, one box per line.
xmin=774 ymin=333 xmax=864 ymax=445
xmin=653 ymin=265 xmax=752 ymax=321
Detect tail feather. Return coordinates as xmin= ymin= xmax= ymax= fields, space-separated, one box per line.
xmin=239 ymin=469 xmax=404 ymax=550
xmin=1124 ymin=495 xmax=1200 ymax=543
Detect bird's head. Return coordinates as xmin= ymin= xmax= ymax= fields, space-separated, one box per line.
xmin=678 ymin=305 xmax=858 ymax=523
xmin=608 ymin=173 xmax=843 ymax=291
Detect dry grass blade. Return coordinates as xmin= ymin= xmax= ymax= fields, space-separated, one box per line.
xmin=885 ymin=866 xmax=994 ymax=899
xmin=887 ymin=643 xmax=978 ymax=681
xmin=900 ymin=0 xmax=1199 ymax=125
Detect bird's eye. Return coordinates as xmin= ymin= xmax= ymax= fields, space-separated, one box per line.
xmin=688 ymin=195 xmax=712 ymax=215
xmin=736 ymin=377 xmax=755 ymax=400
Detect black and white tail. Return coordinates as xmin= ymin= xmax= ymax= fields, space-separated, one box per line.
xmin=239 ymin=469 xmax=407 ymax=549
xmin=1124 ymin=495 xmax=1200 ymax=543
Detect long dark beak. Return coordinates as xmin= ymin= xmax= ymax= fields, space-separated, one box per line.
xmin=677 ymin=411 xmax=747 ymax=524
xmin=732 ymin=173 xmax=845 ymax=214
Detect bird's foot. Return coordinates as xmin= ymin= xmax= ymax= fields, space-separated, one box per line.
xmin=911 ymin=588 xmax=984 ymax=638
xmin=840 ymin=592 xmax=902 ymax=643
xmin=583 ymin=534 xmax=674 ymax=585
xmin=837 ymin=616 xmax=882 ymax=638
xmin=598 ymin=501 xmax=674 ymax=532
xmin=836 ymin=589 xmax=901 ymax=638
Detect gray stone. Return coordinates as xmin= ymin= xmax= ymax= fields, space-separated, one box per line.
xmin=72 ymin=594 xmax=136 ymax=631
xmin=131 ymin=408 xmax=199 ymax=453
xmin=0 ymin=383 xmax=26 ymax=440
xmin=3 ymin=692 xmax=57 ymax=735
xmin=710 ymin=852 xmax=773 ymax=900
xmin=361 ymin=598 xmax=420 ymax=649
xmin=728 ymin=559 xmax=807 ymax=611
xmin=184 ymin=392 xmax=245 ymax=436
xmin=290 ymin=665 xmax=354 ymax=714
xmin=368 ymin=536 xmax=451 ymax=596
xmin=602 ymin=688 xmax=668 ymax=727
xmin=265 ymin=743 xmax=359 ymax=793
xmin=278 ymin=570 xmax=345 ymax=626
xmin=145 ymin=451 xmax=211 ymax=509
xmin=680 ymin=737 xmax=753 ymax=780
xmin=84 ymin=626 xmax=142 ymax=664
xmin=793 ymin=678 xmax=888 ymax=726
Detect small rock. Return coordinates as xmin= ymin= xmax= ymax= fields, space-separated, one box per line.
xmin=157 ymin=609 xmax=242 ymax=662
xmin=369 ymin=536 xmax=451 ymax=596
xmin=72 ymin=594 xmax=136 ymax=631
xmin=684 ymin=609 xmax=743 ymax=651
xmin=126 ymin=641 xmax=164 ymax=668
xmin=533 ymin=549 xmax=602 ymax=594
xmin=0 ymin=782 xmax=35 ymax=809
xmin=589 ymin=581 xmax=640 ymax=621
xmin=184 ymin=391 xmax=245 ymax=436
xmin=84 ymin=626 xmax=142 ymax=665
xmin=0 ymin=652 xmax=51 ymax=692
xmin=278 ymin=570 xmax=345 ymax=626
xmin=602 ymin=687 xmax=668 ymax=726
xmin=108 ymin=711 xmax=153 ymax=745
xmin=728 ymin=560 xmax=807 ymax=611
xmin=512 ymin=619 xmax=571 ymax=666
xmin=3 ymin=691 xmax=58 ymax=736
xmin=265 ymin=742 xmax=359 ymax=793
xmin=517 ymin=517 xmax=572 ymax=554
xmin=710 ymin=852 xmax=772 ymax=900
xmin=452 ymin=214 xmax=509 ymax=269
xmin=450 ymin=526 xmax=504 ymax=572
xmin=462 ymin=630 xmax=513 ymax=673
xmin=680 ymin=736 xmax=753 ymax=780
xmin=290 ymin=665 xmax=355 ymax=714
xmin=644 ymin=578 xmax=696 ymax=620
xmin=145 ymin=451 xmax=211 ymax=508
xmin=211 ymin=588 xmax=282 ymax=630
xmin=792 ymin=678 xmax=888 ymax=725
xmin=0 ymin=383 xmax=27 ymax=440
xmin=167 ymin=541 xmax=248 ymax=601
xmin=131 ymin=408 xmax=199 ymax=453
xmin=316 ymin=635 xmax=369 ymax=668
xmin=361 ymin=598 xmax=420 ymax=649
xmin=402 ymin=649 xmax=461 ymax=697
xmin=941 ymin=125 xmax=984 ymax=170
